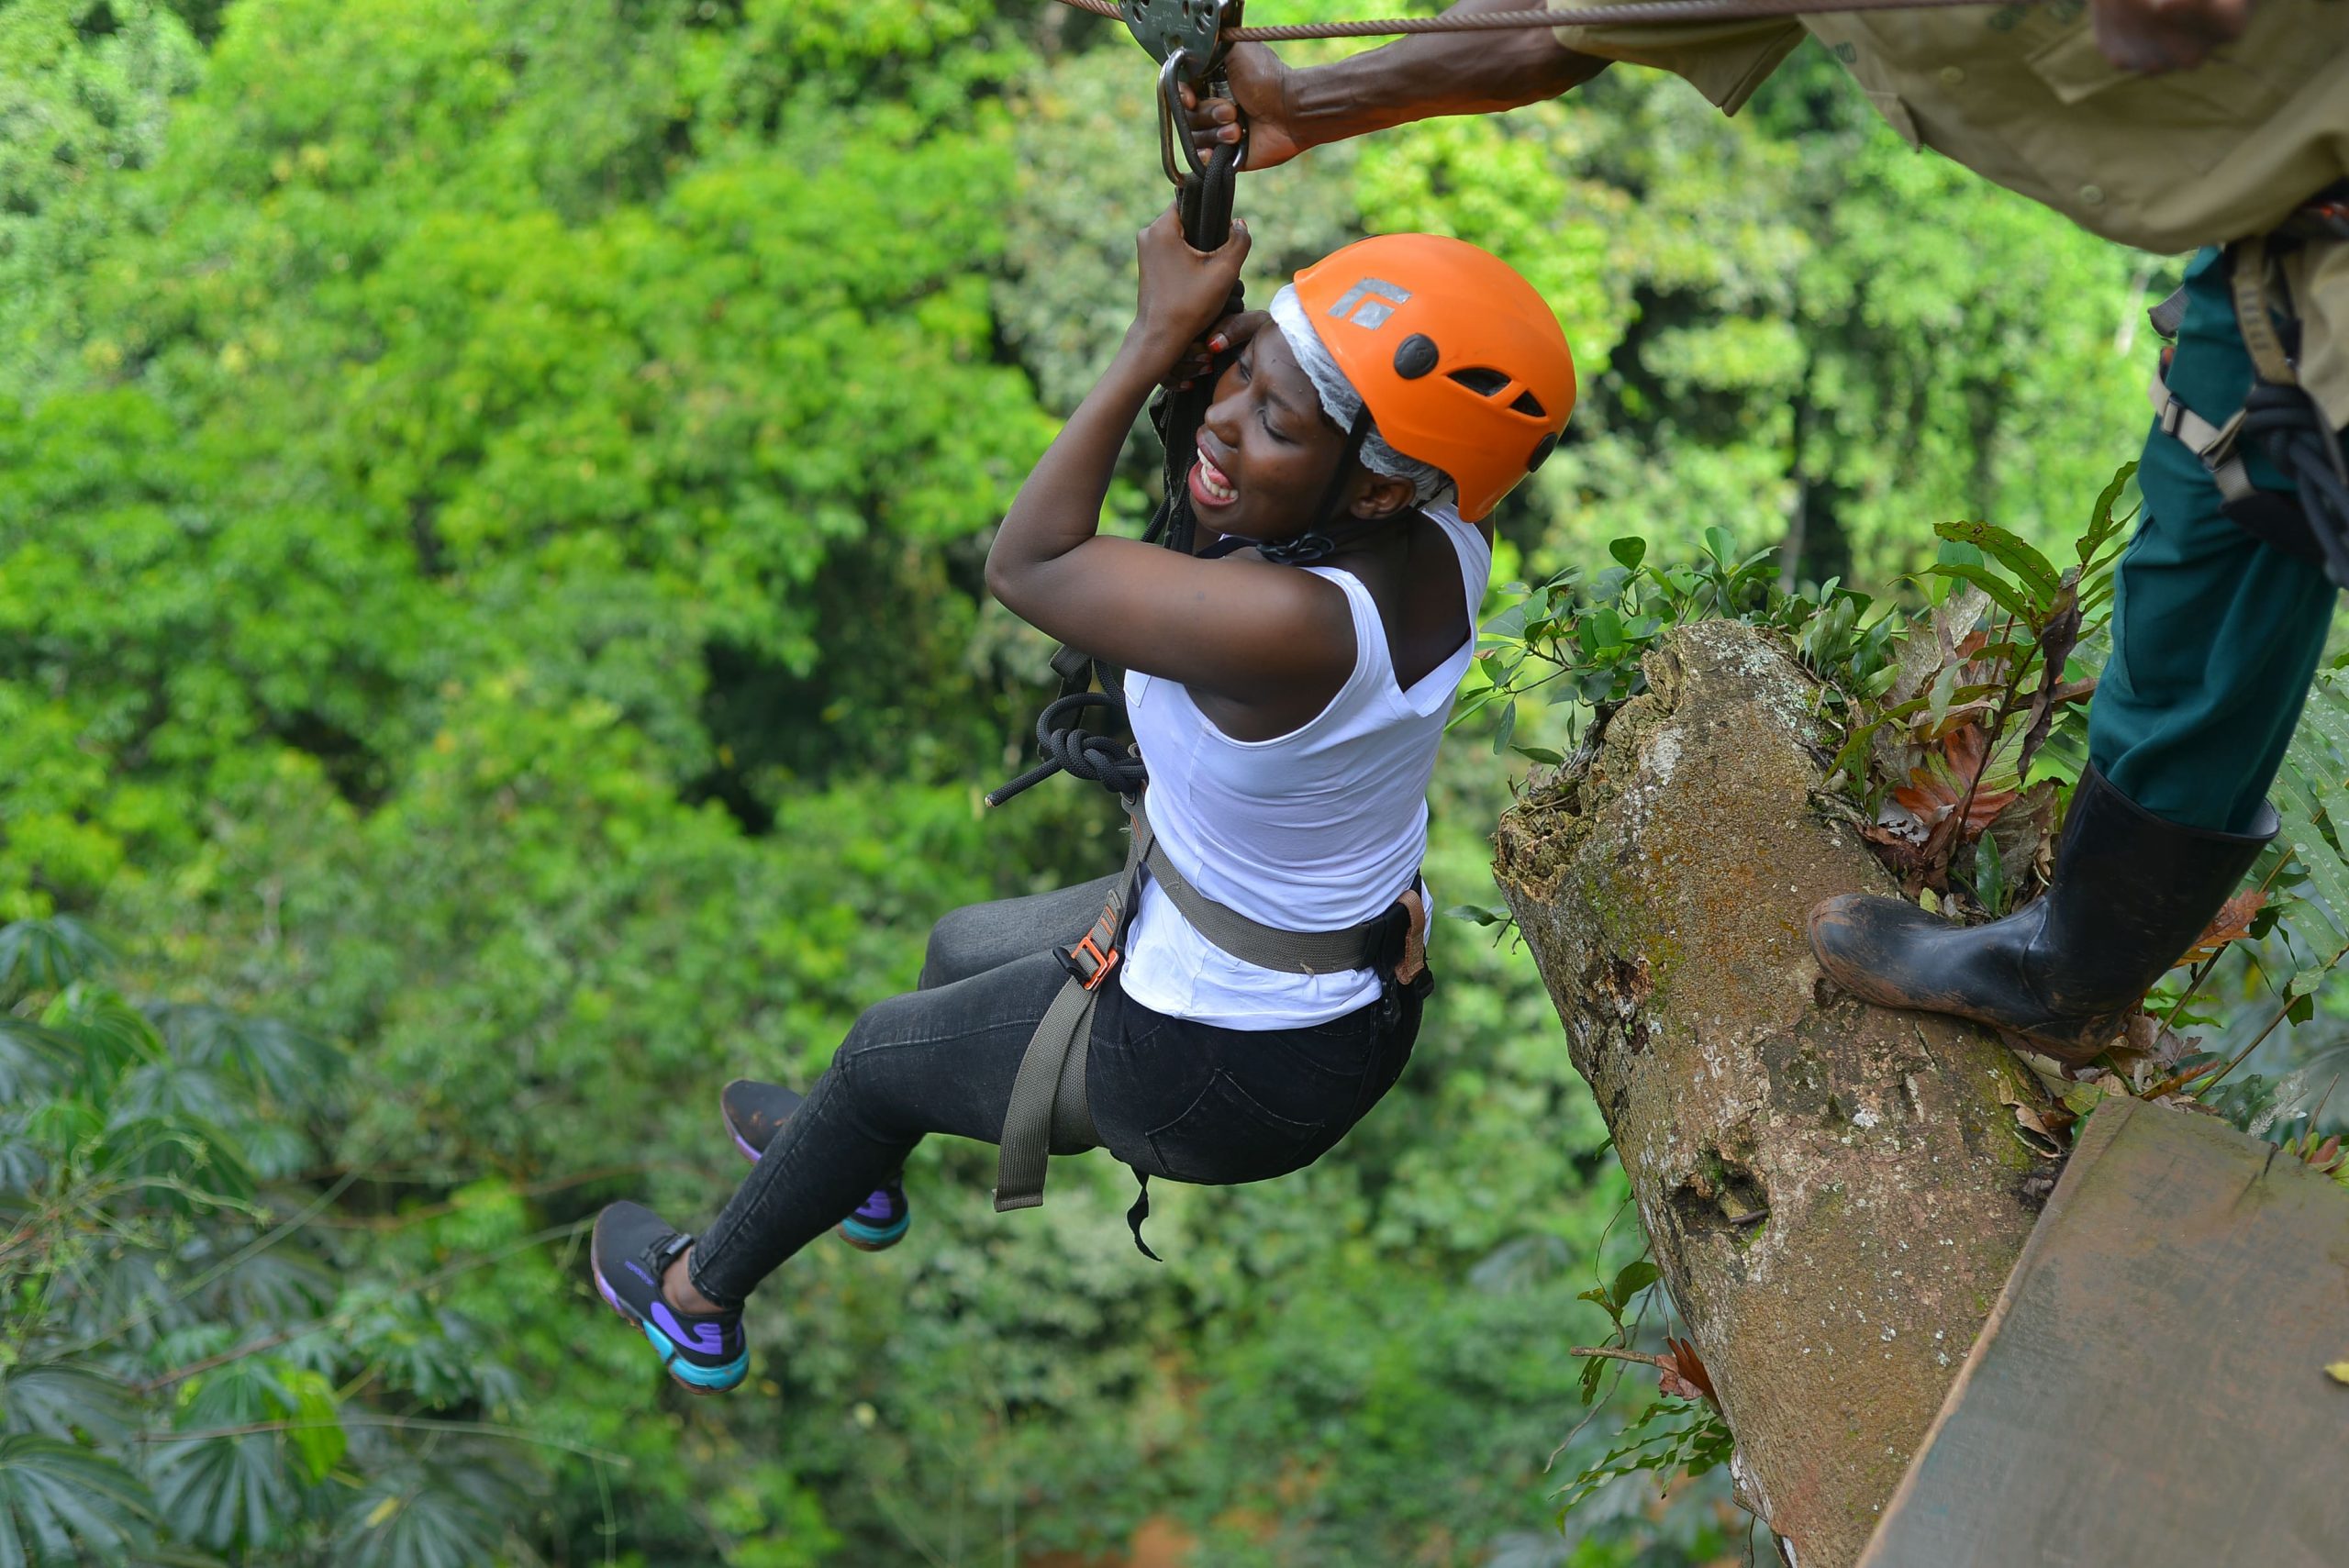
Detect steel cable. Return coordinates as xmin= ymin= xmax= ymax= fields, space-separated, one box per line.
xmin=1049 ymin=0 xmax=2023 ymax=42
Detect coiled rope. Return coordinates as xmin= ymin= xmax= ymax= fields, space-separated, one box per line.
xmin=1050 ymin=0 xmax=2019 ymax=43
xmin=2242 ymin=382 xmax=2349 ymax=587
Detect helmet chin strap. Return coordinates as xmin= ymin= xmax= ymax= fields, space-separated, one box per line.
xmin=1253 ymin=406 xmax=1393 ymax=567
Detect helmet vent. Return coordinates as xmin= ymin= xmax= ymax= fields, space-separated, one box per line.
xmin=1447 ymin=367 xmax=1546 ymax=418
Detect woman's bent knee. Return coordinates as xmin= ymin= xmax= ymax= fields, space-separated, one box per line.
xmin=918 ymin=908 xmax=979 ymax=990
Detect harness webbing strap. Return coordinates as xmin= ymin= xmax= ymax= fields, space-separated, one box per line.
xmin=992 ymin=811 xmax=1142 ymax=1213
xmin=2148 ymin=371 xmax=2257 ymax=506
xmin=2229 ymin=238 xmax=2301 ymax=390
xmin=1141 ymin=822 xmax=1394 ymax=974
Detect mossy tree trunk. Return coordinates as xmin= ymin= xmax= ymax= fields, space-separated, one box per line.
xmin=1494 ymin=623 xmax=2057 ymax=1568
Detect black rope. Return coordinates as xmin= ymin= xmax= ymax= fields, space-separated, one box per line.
xmin=2240 ymin=379 xmax=2349 ymax=588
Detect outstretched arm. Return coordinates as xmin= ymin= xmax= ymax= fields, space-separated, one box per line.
xmin=1184 ymin=0 xmax=1608 ymax=171
xmin=1190 ymin=0 xmax=2258 ymax=164
xmin=985 ymin=211 xmax=1356 ymax=706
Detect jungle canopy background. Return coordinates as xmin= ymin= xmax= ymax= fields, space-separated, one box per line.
xmin=0 ymin=0 xmax=2192 ymax=1562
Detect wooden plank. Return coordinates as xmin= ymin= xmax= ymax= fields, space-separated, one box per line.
xmin=1858 ymin=1095 xmax=2349 ymax=1568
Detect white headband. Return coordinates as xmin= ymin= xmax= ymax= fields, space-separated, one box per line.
xmin=1266 ymin=284 xmax=1455 ymax=510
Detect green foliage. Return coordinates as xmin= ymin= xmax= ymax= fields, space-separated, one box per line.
xmin=1572 ymin=1259 xmax=1660 ymax=1405
xmin=1353 ymin=47 xmax=2146 ymax=584
xmin=0 ymin=917 xmax=545 ymax=1566
xmin=2154 ymin=670 xmax=2349 ymax=1172
xmin=1464 ymin=525 xmax=1794 ymax=758
xmin=1557 ymin=1399 xmax=1734 ymax=1518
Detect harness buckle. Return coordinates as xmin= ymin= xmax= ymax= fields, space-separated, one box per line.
xmin=1060 ymin=905 xmax=1123 ymax=992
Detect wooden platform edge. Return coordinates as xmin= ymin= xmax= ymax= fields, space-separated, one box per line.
xmin=1850 ymin=1095 xmax=2137 ymax=1568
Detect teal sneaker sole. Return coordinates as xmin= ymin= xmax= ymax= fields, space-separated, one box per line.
xmin=640 ymin=1321 xmax=748 ymax=1391
xmin=839 ymin=1210 xmax=912 ymax=1251
xmin=593 ymin=1257 xmax=746 ymax=1396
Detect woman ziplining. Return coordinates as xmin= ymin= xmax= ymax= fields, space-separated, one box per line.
xmin=586 ymin=206 xmax=1576 ymax=1390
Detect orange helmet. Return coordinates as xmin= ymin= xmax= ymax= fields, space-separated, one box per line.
xmin=1292 ymin=235 xmax=1575 ymax=521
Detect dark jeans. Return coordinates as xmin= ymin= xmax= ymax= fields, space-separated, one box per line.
xmin=688 ymin=877 xmax=1421 ymax=1307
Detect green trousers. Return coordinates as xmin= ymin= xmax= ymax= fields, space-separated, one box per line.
xmin=2088 ymin=247 xmax=2340 ymax=835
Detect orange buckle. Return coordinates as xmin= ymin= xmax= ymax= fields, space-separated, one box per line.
xmin=1071 ymin=932 xmax=1120 ymax=991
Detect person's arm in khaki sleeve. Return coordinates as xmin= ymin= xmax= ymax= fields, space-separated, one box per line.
xmin=1182 ymin=0 xmax=1609 ymax=172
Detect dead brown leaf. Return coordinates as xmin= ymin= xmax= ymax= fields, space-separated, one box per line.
xmin=1891 ymin=728 xmax=2019 ymax=845
xmin=1659 ymin=1335 xmax=1720 ymax=1411
xmin=1996 ymin=1077 xmax=2070 ymax=1156
xmin=2183 ymin=889 xmax=2267 ymax=964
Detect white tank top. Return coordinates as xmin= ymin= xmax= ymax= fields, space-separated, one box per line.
xmin=1119 ymin=506 xmax=1491 ymax=1029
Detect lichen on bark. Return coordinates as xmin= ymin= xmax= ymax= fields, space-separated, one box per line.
xmin=1495 ymin=622 xmax=2054 ymax=1568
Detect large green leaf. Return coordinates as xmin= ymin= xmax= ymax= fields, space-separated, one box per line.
xmin=144 ymin=1007 xmax=343 ymax=1109
xmin=0 ymin=1019 xmax=67 ymax=1104
xmin=1933 ymin=518 xmax=2062 ymax=605
xmin=146 ymin=1429 xmax=293 ymax=1554
xmin=39 ymin=984 xmax=164 ymax=1088
xmin=0 ymin=919 xmax=113 ymax=999
xmin=0 ymin=1365 xmax=135 ymax=1444
xmin=0 ymin=1436 xmax=153 ymax=1568
xmin=2277 ymin=681 xmax=2349 ymax=943
xmin=146 ymin=1365 xmax=298 ymax=1552
xmin=2079 ymin=461 xmax=2139 ymax=564
xmin=2272 ymin=764 xmax=2349 ymax=943
xmin=2290 ymin=672 xmax=2349 ymax=777
xmin=335 ymin=1455 xmax=520 ymax=1568
xmin=1925 ymin=560 xmax=2036 ymax=624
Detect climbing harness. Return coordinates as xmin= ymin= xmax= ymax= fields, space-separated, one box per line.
xmin=2147 ymin=187 xmax=2349 ymax=584
xmin=992 ymin=790 xmax=1421 ymax=1246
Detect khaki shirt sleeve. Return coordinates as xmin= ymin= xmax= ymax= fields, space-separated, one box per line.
xmin=1551 ymin=16 xmax=1805 ymax=114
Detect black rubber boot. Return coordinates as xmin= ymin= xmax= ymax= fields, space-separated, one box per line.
xmin=1808 ymin=766 xmax=2276 ymax=1063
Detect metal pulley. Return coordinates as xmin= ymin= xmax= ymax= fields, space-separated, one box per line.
xmin=1117 ymin=0 xmax=1238 ymax=75
xmin=1119 ymin=0 xmax=1246 ymax=187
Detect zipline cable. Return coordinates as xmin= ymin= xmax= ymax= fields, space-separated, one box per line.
xmin=1050 ymin=0 xmax=2025 ymax=41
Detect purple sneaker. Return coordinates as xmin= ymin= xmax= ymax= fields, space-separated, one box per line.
xmin=589 ymin=1201 xmax=746 ymax=1394
xmin=719 ymin=1079 xmax=911 ymax=1252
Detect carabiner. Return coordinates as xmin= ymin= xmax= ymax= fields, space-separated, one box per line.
xmin=1157 ymin=52 xmax=1249 ymax=189
xmin=1157 ymin=50 xmax=1206 ymax=185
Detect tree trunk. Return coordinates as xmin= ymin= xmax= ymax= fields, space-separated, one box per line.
xmin=1493 ymin=622 xmax=2058 ymax=1568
